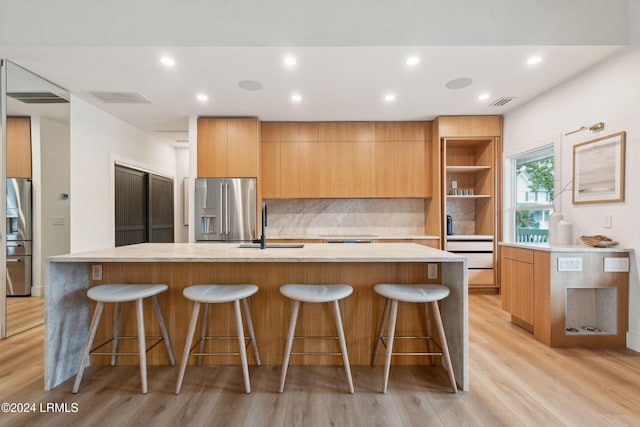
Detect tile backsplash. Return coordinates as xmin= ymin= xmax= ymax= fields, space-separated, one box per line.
xmin=265 ymin=199 xmax=425 ymax=236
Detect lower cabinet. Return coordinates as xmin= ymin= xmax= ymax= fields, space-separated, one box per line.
xmin=500 ymin=245 xmax=629 ymax=347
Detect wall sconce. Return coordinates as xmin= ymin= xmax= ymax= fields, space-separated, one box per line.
xmin=564 ymin=122 xmax=605 ymax=136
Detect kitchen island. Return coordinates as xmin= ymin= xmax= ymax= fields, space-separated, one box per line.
xmin=46 ymin=243 xmax=468 ymax=391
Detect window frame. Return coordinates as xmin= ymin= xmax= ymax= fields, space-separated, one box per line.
xmin=503 ymin=136 xmax=561 ymax=243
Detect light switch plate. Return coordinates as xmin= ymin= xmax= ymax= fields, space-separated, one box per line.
xmin=604 ymin=257 xmax=629 ymax=272
xmin=53 ymin=216 xmax=65 ymax=225
xmin=558 ymin=257 xmax=583 ymax=272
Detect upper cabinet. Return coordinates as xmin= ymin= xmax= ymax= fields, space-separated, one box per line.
xmin=437 ymin=116 xmax=501 ymax=138
xmin=197 ymin=118 xmax=259 ymax=178
xmin=6 ymin=117 xmax=32 ymax=178
xmin=261 ymin=121 xmax=430 ymax=199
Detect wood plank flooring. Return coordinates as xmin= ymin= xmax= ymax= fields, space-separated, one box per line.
xmin=1 ymin=295 xmax=639 ymax=426
xmin=6 ymin=296 xmax=44 ymax=337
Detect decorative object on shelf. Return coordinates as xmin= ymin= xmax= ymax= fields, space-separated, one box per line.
xmin=548 ymin=211 xmax=563 ymax=244
xmin=573 ymin=131 xmax=626 ymax=204
xmin=556 ymin=220 xmax=573 ymax=244
xmin=564 ymin=121 xmax=605 ymax=136
xmin=580 ymin=235 xmax=619 ymax=248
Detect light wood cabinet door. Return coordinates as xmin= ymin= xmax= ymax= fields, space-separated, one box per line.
xmin=319 ymin=140 xmax=375 ymax=197
xmin=298 ymin=141 xmax=319 ymax=197
xmin=198 ymin=118 xmax=258 ymax=178
xmin=506 ymin=258 xmax=534 ymax=324
xmin=470 ymin=116 xmax=501 ymax=137
xmin=318 ymin=122 xmax=348 ymax=141
xmin=375 ymin=122 xmax=425 ymax=141
xmin=261 ymin=142 xmax=281 ymax=198
xmin=375 ymin=141 xmax=427 ymax=197
xmin=6 ymin=117 xmax=32 ymax=178
xmin=197 ymin=118 xmax=228 ymax=177
xmin=280 ymin=142 xmax=300 ymax=198
xmin=227 ymin=118 xmax=258 ymax=177
xmin=345 ymin=122 xmax=375 ymax=141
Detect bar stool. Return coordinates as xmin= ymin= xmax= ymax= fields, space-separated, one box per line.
xmin=279 ymin=284 xmax=354 ymax=393
xmin=72 ymin=284 xmax=176 ymax=394
xmin=371 ymin=284 xmax=457 ymax=393
xmin=175 ymin=284 xmax=261 ymax=394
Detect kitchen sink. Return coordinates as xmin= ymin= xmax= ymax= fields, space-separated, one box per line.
xmin=238 ymin=243 xmax=304 ymax=249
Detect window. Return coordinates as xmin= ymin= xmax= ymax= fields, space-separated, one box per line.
xmin=511 ymin=146 xmax=555 ymax=243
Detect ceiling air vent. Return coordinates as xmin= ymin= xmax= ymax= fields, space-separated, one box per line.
xmin=87 ymin=90 xmax=154 ymax=104
xmin=7 ymin=92 xmax=69 ymax=104
xmin=489 ymin=97 xmax=516 ymax=107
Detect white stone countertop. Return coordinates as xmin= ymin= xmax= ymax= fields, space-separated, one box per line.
xmin=499 ymin=242 xmax=633 ymax=253
xmin=269 ymin=235 xmax=440 ymax=240
xmin=48 ymin=242 xmax=466 ymax=263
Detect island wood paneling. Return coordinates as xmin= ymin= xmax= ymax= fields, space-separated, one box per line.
xmin=89 ymin=262 xmax=442 ymax=367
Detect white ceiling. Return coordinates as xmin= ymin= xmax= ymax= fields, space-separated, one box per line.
xmin=0 ymin=0 xmax=635 ymax=145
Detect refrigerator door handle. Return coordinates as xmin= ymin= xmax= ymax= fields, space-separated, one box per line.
xmin=6 ymin=258 xmax=22 ymax=263
xmin=219 ymin=182 xmax=225 ymax=236
xmin=225 ymin=182 xmax=230 ymax=235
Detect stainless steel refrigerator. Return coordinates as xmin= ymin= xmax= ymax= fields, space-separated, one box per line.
xmin=194 ymin=178 xmax=257 ymax=242
xmin=6 ymin=178 xmax=32 ymax=296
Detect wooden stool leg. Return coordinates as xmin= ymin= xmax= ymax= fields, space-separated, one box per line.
xmin=279 ymin=300 xmax=300 ymax=393
xmin=135 ymin=298 xmax=148 ymax=394
xmin=110 ymin=302 xmax=121 ymax=366
xmin=197 ymin=303 xmax=209 ymax=366
xmin=431 ymin=301 xmax=457 ymax=393
xmin=423 ymin=302 xmax=436 ymax=366
xmin=72 ymin=302 xmax=104 ymax=393
xmin=242 ymin=298 xmax=261 ymax=366
xmin=152 ymin=295 xmax=176 ymax=366
xmin=371 ymin=298 xmax=391 ymax=366
xmin=176 ymin=302 xmax=201 ymax=394
xmin=332 ymin=300 xmax=354 ymax=394
xmin=234 ymin=299 xmax=251 ymax=394
xmin=176 ymin=302 xmax=200 ymax=394
xmin=382 ymin=300 xmax=398 ymax=394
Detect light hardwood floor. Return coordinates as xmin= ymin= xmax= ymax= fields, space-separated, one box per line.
xmin=1 ymin=295 xmax=639 ymax=426
xmin=6 ymin=296 xmax=44 ymax=337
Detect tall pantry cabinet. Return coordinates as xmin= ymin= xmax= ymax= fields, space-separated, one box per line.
xmin=433 ymin=116 xmax=502 ymax=293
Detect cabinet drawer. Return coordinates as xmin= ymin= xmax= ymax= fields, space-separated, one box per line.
xmin=502 ymin=246 xmax=533 ymax=263
xmin=459 ymin=253 xmax=494 ymax=268
xmin=469 ymin=269 xmax=494 ymax=285
xmin=447 ymin=240 xmax=493 ymax=252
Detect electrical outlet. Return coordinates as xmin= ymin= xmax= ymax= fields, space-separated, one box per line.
xmin=603 ymin=214 xmax=612 ymax=228
xmin=427 ymin=263 xmax=438 ymax=279
xmin=604 ymin=257 xmax=629 ymax=272
xmin=558 ymin=257 xmax=582 ymax=272
xmin=92 ymin=264 xmax=102 ymax=281
xmin=53 ymin=216 xmax=65 ymax=225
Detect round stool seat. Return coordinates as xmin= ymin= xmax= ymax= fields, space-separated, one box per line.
xmin=280 ymin=284 xmax=353 ymax=303
xmin=183 ymin=284 xmax=259 ymax=304
xmin=374 ymin=284 xmax=449 ymax=303
xmin=87 ymin=284 xmax=168 ymax=303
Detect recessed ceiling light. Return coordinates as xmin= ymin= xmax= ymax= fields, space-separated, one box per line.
xmin=384 ymin=93 xmax=396 ymax=102
xmin=527 ymin=56 xmax=543 ymax=65
xmin=478 ymin=93 xmax=490 ymax=101
xmin=291 ymin=93 xmax=302 ymax=102
xmin=445 ymin=77 xmax=473 ymax=90
xmin=406 ymin=57 xmax=420 ymax=66
xmin=283 ymin=56 xmax=297 ymax=66
xmin=196 ymin=93 xmax=208 ymax=102
xmin=160 ymin=56 xmax=175 ymax=66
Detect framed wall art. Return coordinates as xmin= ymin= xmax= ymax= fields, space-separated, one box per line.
xmin=573 ymin=131 xmax=626 ymax=204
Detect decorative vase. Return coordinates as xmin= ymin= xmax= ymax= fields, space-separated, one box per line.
xmin=557 ymin=219 xmax=573 ymax=245
xmin=549 ymin=211 xmax=563 ymax=244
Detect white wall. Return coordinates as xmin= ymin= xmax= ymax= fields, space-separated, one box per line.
xmin=70 ymin=96 xmax=178 ymax=252
xmin=175 ymin=147 xmax=189 ymax=243
xmin=503 ymin=46 xmax=640 ymax=351
xmin=32 ymin=116 xmax=70 ymax=296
